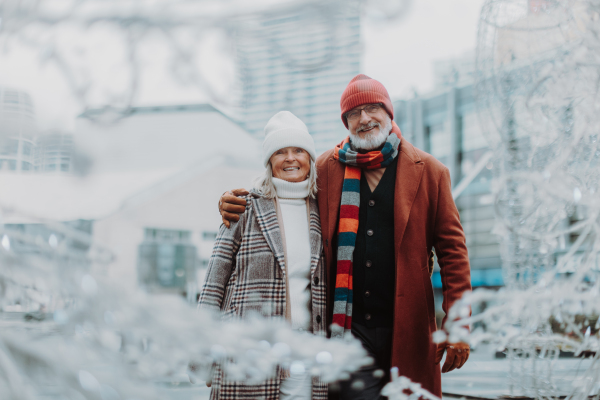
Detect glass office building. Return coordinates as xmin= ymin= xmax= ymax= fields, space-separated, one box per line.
xmin=395 ymin=83 xmax=503 ymax=293
xmin=232 ymin=2 xmax=361 ymax=153
xmin=34 ymin=131 xmax=74 ymax=173
xmin=0 ymin=88 xmax=36 ymax=172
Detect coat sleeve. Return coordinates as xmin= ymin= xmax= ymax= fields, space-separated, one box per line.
xmin=432 ymin=167 xmax=472 ymax=329
xmin=198 ymin=203 xmax=247 ymax=312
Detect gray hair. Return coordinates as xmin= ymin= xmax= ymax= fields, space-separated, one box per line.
xmin=253 ymin=160 xmax=318 ymax=199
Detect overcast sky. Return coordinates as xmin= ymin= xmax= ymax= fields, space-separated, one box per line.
xmin=0 ymin=0 xmax=484 ymax=132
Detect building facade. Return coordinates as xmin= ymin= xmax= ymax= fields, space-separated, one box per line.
xmin=76 ymin=103 xmax=263 ymax=299
xmin=394 ymin=82 xmax=503 ymax=296
xmin=0 ymin=87 xmax=77 ymax=174
xmin=232 ymin=1 xmax=361 ymax=153
xmin=0 ymin=87 xmax=36 ymax=172
xmin=34 ymin=131 xmax=74 ymax=173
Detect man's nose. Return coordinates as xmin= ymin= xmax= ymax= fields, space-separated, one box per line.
xmin=359 ymin=109 xmax=371 ymax=124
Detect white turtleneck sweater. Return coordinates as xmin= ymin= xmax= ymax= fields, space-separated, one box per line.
xmin=272 ymin=177 xmax=312 ymax=332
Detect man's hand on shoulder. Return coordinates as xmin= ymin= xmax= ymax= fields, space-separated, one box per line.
xmin=219 ymin=189 xmax=249 ymax=228
xmin=435 ymin=341 xmax=470 ymax=373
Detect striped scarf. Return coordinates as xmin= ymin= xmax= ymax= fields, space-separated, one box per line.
xmin=330 ymin=123 xmax=402 ymax=338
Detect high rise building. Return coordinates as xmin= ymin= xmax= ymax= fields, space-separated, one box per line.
xmin=232 ymin=2 xmax=361 ymax=153
xmin=0 ymin=87 xmax=36 ymax=172
xmin=34 ymin=131 xmax=74 ymax=173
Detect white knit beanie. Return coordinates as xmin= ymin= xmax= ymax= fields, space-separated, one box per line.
xmin=263 ymin=111 xmax=316 ymax=167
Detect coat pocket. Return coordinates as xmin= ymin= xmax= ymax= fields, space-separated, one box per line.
xmin=421 ymin=269 xmax=436 ymax=324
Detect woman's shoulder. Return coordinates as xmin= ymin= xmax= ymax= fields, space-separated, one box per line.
xmin=247 ymin=188 xmax=271 ymax=201
xmin=236 ymin=190 xmax=266 ymax=218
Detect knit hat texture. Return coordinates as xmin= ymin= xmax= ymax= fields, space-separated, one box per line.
xmin=263 ymin=111 xmax=316 ymax=167
xmin=340 ymin=74 xmax=394 ymax=128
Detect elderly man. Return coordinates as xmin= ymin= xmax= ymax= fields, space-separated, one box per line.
xmin=219 ymin=74 xmax=471 ymax=399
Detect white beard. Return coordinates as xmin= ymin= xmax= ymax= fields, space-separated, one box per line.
xmin=349 ymin=117 xmax=393 ymax=151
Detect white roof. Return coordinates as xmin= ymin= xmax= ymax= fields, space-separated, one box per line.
xmin=0 ymin=155 xmax=262 ymax=223
xmin=75 ymin=104 xmax=261 ymax=173
xmin=1 ymin=104 xmax=262 ymax=222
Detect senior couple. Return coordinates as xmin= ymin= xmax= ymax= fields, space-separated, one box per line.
xmin=198 ymin=74 xmax=472 ymax=400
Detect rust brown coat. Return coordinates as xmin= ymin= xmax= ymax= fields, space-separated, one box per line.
xmin=316 ymin=139 xmax=471 ymax=397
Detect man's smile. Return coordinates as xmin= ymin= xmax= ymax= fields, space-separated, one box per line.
xmin=357 ymin=122 xmax=380 ymax=134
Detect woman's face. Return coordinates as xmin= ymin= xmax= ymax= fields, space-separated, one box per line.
xmin=270 ymin=147 xmax=311 ymax=183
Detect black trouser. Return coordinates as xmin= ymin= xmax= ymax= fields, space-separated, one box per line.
xmin=333 ymin=322 xmax=393 ymax=400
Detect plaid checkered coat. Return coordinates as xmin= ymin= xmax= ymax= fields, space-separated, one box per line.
xmin=198 ymin=190 xmax=328 ymax=400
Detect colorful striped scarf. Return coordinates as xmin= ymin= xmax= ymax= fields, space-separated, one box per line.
xmin=330 ymin=123 xmax=402 ymax=338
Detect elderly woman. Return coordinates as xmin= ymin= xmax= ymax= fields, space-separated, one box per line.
xmin=198 ymin=111 xmax=327 ymax=400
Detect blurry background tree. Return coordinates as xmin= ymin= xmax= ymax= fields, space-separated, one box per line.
xmin=0 ymin=0 xmax=412 ymax=152
xmin=441 ymin=1 xmax=600 ymax=399
xmin=5 ymin=0 xmax=600 ymax=399
xmin=0 ymin=0 xmax=423 ymax=398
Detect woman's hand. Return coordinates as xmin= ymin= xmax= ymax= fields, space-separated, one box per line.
xmin=219 ymin=189 xmax=249 ymax=228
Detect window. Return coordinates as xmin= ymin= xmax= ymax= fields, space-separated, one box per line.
xmin=0 ymin=139 xmax=19 ymax=156
xmin=137 ymin=229 xmax=197 ymax=292
xmin=462 ymin=112 xmax=488 ymax=152
xmin=22 ymin=142 xmax=32 ymax=156
xmin=202 ymin=231 xmax=218 ymax=241
xmin=429 ymin=122 xmax=450 ymax=159
xmin=4 ymin=91 xmax=19 ymax=103
xmin=144 ymin=228 xmax=191 ymax=243
xmin=157 ymin=244 xmax=176 ymax=286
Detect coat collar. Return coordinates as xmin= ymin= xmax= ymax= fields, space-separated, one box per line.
xmin=251 ymin=190 xmax=322 ymax=277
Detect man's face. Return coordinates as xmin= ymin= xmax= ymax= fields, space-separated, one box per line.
xmin=345 ymin=103 xmax=392 ymax=151
xmin=346 ymin=103 xmax=389 ymax=138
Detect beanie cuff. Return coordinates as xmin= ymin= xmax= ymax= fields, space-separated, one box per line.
xmin=262 ymin=128 xmax=317 ymax=167
xmin=341 ymin=92 xmax=394 ymax=128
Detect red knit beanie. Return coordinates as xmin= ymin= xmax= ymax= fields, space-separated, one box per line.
xmin=340 ymin=74 xmax=394 ymax=128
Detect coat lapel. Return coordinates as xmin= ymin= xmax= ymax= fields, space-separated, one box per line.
xmin=394 ymin=140 xmax=424 ymax=254
xmin=308 ymin=197 xmax=322 ymax=278
xmin=252 ymin=193 xmax=286 ymax=273
xmin=327 ymin=158 xmax=345 ymax=243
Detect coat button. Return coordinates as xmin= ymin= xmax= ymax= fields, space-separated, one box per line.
xmin=367 ymin=229 xmax=374 ymax=236
xmin=366 ymin=260 xmax=372 ymax=268
xmin=368 ymin=200 xmax=375 ymax=207
xmin=314 ymin=277 xmax=319 ymax=285
xmin=365 ymin=291 xmax=370 ymax=297
xmin=316 ymin=315 xmax=322 ymax=323
xmin=365 ymin=313 xmax=371 ymax=321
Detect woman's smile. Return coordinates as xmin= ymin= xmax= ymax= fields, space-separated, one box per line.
xmin=270 ymin=147 xmax=311 ymax=182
